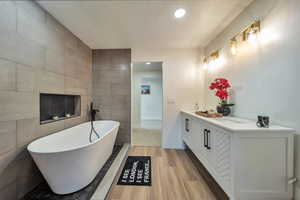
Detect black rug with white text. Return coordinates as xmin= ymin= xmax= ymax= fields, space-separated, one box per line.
xmin=117 ymin=156 xmax=151 ymax=186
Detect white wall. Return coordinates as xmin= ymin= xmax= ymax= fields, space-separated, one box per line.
xmin=132 ymin=48 xmax=204 ymax=149
xmin=132 ymin=70 xmax=162 ymax=127
xmin=201 ymin=0 xmax=300 ymax=198
xmin=140 ymin=76 xmax=162 ymax=120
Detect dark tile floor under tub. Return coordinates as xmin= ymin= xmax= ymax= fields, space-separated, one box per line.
xmin=22 ymin=145 xmax=123 ymax=200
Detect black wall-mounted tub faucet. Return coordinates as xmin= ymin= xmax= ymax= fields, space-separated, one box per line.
xmin=90 ymin=102 xmax=99 ymax=122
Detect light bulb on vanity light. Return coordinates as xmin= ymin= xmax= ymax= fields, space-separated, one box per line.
xmin=248 ymin=31 xmax=258 ymax=44
xmin=203 ymin=57 xmax=208 ymax=70
xmin=244 ymin=21 xmax=260 ymax=44
xmin=230 ymin=37 xmax=238 ymax=55
xmin=208 ymin=50 xmax=220 ymax=71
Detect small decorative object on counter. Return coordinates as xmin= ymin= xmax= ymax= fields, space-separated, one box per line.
xmin=195 ymin=111 xmax=223 ymax=118
xmin=66 ymin=113 xmax=71 ymax=117
xmin=209 ymin=78 xmax=234 ymax=116
xmin=194 ymin=102 xmax=200 ymax=111
xmin=256 ymin=115 xmax=270 ymax=128
xmin=52 ymin=116 xmax=59 ymax=120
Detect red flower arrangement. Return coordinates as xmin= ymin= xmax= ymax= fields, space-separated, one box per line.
xmin=209 ymin=78 xmax=234 ymax=115
xmin=209 ymin=78 xmax=231 ymax=102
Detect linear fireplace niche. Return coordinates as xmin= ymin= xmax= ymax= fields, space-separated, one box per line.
xmin=40 ymin=93 xmax=81 ymax=124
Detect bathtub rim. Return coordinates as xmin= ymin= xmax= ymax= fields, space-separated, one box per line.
xmin=27 ymin=120 xmax=120 ymax=155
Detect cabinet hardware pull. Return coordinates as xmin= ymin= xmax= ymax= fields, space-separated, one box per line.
xmin=288 ymin=177 xmax=297 ymax=184
xmin=185 ymin=119 xmax=190 ymax=132
xmin=204 ymin=129 xmax=208 ymax=149
xmin=207 ymin=129 xmax=211 ymax=150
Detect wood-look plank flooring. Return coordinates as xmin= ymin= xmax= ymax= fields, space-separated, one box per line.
xmin=107 ymin=146 xmax=217 ymax=200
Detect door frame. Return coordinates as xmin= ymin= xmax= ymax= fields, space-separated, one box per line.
xmin=130 ymin=61 xmax=165 ymax=147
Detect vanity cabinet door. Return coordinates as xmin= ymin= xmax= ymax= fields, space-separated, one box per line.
xmin=191 ymin=119 xmax=206 ymax=160
xmin=202 ymin=125 xmax=233 ymax=196
xmin=203 ymin=125 xmax=216 ymax=168
xmin=235 ymin=133 xmax=294 ymax=200
xmin=213 ymin=127 xmax=232 ymax=195
xmin=182 ymin=114 xmax=193 ymax=147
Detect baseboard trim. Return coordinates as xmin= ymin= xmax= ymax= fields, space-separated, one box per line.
xmin=185 ymin=146 xmax=229 ymax=200
xmin=141 ymin=118 xmax=162 ymax=120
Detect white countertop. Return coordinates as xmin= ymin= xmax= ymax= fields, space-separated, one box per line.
xmin=181 ymin=110 xmax=295 ymax=133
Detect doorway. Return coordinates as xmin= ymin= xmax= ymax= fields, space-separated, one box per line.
xmin=131 ymin=62 xmax=163 ymax=147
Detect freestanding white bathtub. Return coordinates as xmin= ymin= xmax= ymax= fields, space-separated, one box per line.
xmin=28 ymin=120 xmax=119 ymax=194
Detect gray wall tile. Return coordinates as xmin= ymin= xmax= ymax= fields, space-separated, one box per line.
xmin=0 ymin=150 xmax=17 ymax=177
xmin=17 ymin=118 xmax=38 ymax=147
xmin=0 ymin=1 xmax=92 ymax=199
xmin=45 ymin=49 xmax=65 ymax=74
xmin=64 ymin=116 xmax=86 ymax=129
xmin=92 ymin=49 xmax=131 ymax=144
xmin=38 ymin=70 xmax=65 ymax=94
xmin=37 ymin=120 xmax=65 ymax=137
xmin=64 ymin=29 xmax=79 ymax=51
xmin=15 ymin=36 xmax=45 ymax=68
xmin=111 ymin=83 xmax=130 ymax=96
xmin=0 ymin=59 xmax=16 ymax=91
xmin=0 ymin=162 xmax=17 ymax=191
xmin=95 ymin=106 xmax=112 ymax=120
xmin=15 ymin=1 xmax=46 ymax=24
xmin=16 ymin=64 xmax=38 ymax=92
xmin=0 ymin=121 xmax=16 ymax=156
xmin=0 ymin=1 xmax=17 ymax=32
xmin=81 ymin=95 xmax=91 ymax=117
xmin=0 ymin=29 xmax=18 ymax=62
xmin=92 ymin=81 xmax=111 ymax=96
xmin=0 ymin=92 xmax=38 ymax=121
xmin=65 ymin=76 xmax=87 ymax=95
xmin=16 ymin=1 xmax=47 ymax=47
xmin=45 ymin=14 xmax=65 ymax=53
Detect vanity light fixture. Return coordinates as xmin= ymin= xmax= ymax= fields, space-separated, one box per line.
xmin=209 ymin=51 xmax=219 ymax=67
xmin=230 ymin=37 xmax=238 ymax=55
xmin=210 ymin=50 xmax=219 ymax=60
xmin=229 ymin=20 xmax=261 ymax=55
xmin=203 ymin=57 xmax=208 ymax=69
xmin=208 ymin=50 xmax=221 ymax=69
xmin=243 ymin=20 xmax=260 ymax=42
xmin=203 ymin=50 xmax=222 ymax=70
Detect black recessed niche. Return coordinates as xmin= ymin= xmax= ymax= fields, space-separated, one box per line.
xmin=40 ymin=93 xmax=81 ymax=124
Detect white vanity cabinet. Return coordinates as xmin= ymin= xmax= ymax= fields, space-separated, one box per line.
xmin=181 ymin=111 xmax=295 ymax=200
xmin=181 ymin=115 xmax=193 ymax=146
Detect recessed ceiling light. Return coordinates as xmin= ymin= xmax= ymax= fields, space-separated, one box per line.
xmin=174 ymin=8 xmax=186 ymax=19
xmin=146 ymin=62 xmax=151 ymax=65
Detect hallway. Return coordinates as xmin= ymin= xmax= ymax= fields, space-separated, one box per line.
xmin=131 ymin=128 xmax=161 ymax=147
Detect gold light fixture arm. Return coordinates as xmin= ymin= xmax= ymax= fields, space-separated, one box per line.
xmin=229 ymin=20 xmax=260 ymax=42
xmin=210 ymin=50 xmax=219 ymax=59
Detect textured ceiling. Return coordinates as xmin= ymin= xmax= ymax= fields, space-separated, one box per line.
xmin=38 ymin=0 xmax=253 ymax=49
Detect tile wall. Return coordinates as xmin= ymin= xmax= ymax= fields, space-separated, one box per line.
xmin=0 ymin=1 xmax=92 ymax=199
xmin=92 ymin=49 xmax=131 ymax=144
